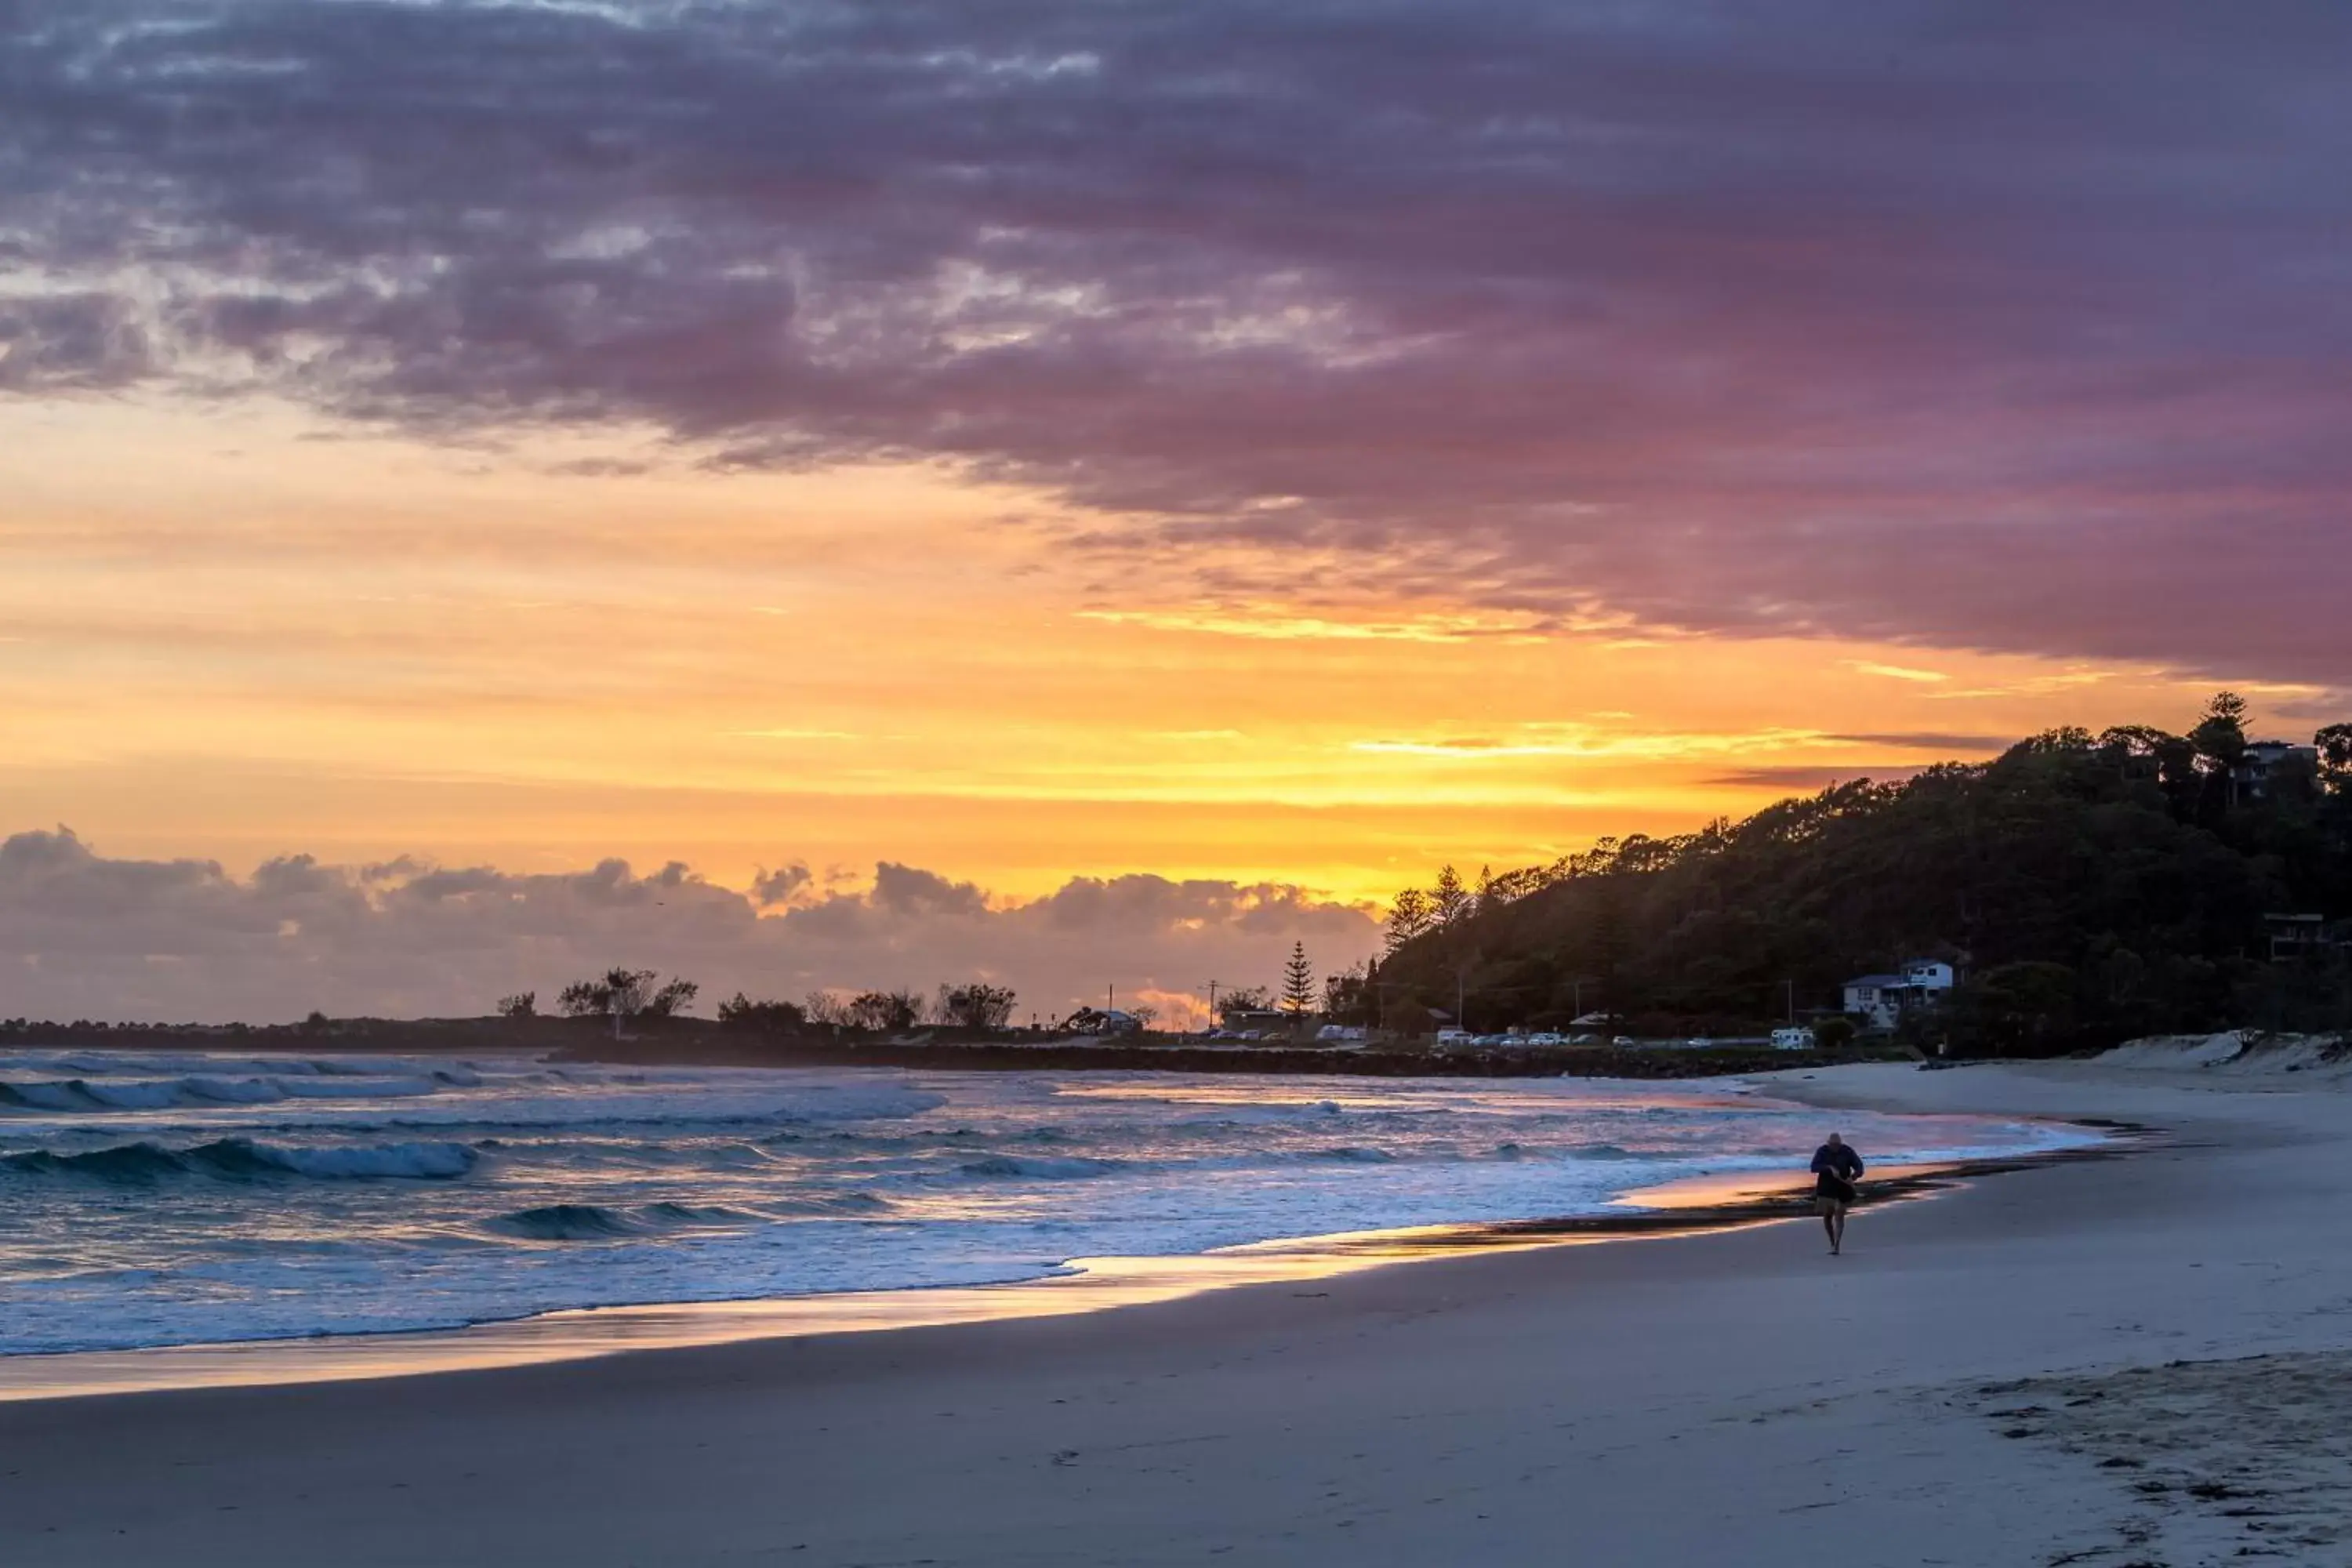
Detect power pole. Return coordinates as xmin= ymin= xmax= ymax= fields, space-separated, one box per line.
xmin=1784 ymin=978 xmax=1795 ymax=1025
xmin=1205 ymin=980 xmax=1220 ymax=1032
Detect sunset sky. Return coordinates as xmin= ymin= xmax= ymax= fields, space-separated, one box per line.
xmin=3 ymin=2 xmax=2347 ymax=1019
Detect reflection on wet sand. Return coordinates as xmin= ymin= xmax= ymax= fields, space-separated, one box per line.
xmin=0 ymin=1134 xmax=2129 ymax=1403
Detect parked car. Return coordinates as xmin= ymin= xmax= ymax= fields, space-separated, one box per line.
xmin=1612 ymin=1035 xmax=1638 ymax=1047
xmin=1770 ymin=1026 xmax=1816 ymax=1050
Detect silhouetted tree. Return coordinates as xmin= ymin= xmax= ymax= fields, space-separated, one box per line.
xmin=935 ymin=982 xmax=1016 ymax=1031
xmin=717 ymin=994 xmax=807 ymax=1032
xmin=1372 ymin=695 xmax=2352 ymax=1054
xmin=1955 ymin=962 xmax=2080 ymax=1057
xmin=2191 ymin=690 xmax=2252 ymax=802
xmin=1432 ymin=864 xmax=1470 ymax=924
xmin=1281 ymin=942 xmax=1316 ymax=1016
xmin=1216 ymin=985 xmax=1269 ymax=1022
xmin=847 ymin=989 xmax=922 ymax=1033
xmin=2318 ymin=724 xmax=2352 ymax=789
xmin=559 ymin=967 xmax=697 ymax=1034
xmin=1385 ymin=887 xmax=1434 ymax=953
xmin=495 ymin=992 xmax=536 ymax=1019
xmin=1323 ymin=962 xmax=1374 ymax=1025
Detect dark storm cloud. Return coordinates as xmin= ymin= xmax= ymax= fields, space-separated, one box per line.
xmin=0 ymin=829 xmax=1377 ymax=1022
xmin=5 ymin=2 xmax=2350 ymax=677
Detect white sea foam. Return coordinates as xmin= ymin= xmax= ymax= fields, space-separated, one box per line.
xmin=0 ymin=1051 xmax=2100 ymax=1357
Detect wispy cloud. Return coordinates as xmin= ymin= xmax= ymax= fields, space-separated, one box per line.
xmin=1828 ymin=731 xmax=2009 ymax=753
xmin=1349 ymin=724 xmax=1829 ymax=761
xmin=1846 ymin=661 xmax=1950 ymax=684
xmin=1074 ymin=608 xmax=1552 ymax=644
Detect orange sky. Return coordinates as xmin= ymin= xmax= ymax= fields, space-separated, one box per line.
xmin=0 ymin=393 xmax=2278 ymax=914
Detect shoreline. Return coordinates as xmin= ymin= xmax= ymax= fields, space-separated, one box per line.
xmin=0 ymin=1125 xmax=2129 ymax=1404
xmin=4 ymin=1024 xmax=1904 ymax=1079
xmin=5 ymin=1058 xmax=2341 ymax=1566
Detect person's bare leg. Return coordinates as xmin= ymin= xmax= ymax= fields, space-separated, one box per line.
xmin=1821 ymin=1209 xmax=1837 ymax=1251
xmin=1830 ymin=1208 xmax=1846 ymax=1255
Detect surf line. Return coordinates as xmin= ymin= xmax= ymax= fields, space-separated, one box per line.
xmin=0 ymin=1124 xmax=2141 ymax=1404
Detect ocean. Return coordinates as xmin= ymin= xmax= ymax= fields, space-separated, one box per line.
xmin=0 ymin=1049 xmax=2096 ymax=1357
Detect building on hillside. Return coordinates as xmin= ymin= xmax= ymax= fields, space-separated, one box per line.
xmin=1841 ymin=960 xmax=1956 ymax=1029
xmin=2236 ymin=741 xmax=2320 ymax=800
xmin=2263 ymin=913 xmax=2350 ymax=964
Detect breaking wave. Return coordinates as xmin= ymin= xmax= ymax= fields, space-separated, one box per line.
xmin=955 ymin=1154 xmax=1125 ymax=1180
xmin=492 ymin=1203 xmax=644 ymax=1241
xmin=0 ymin=1051 xmax=2107 ymax=1359
xmin=2 ymin=1137 xmax=481 ymax=1182
xmin=0 ymin=1073 xmax=441 ymax=1112
xmin=488 ymin=1200 xmax=770 ymax=1240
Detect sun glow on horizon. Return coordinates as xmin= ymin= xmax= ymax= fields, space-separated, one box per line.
xmin=0 ymin=394 xmax=2266 ymax=916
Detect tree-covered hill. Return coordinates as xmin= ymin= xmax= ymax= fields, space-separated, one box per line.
xmin=1362 ymin=697 xmax=2352 ymax=1053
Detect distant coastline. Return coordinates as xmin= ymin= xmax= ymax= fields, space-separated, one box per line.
xmin=0 ymin=1015 xmax=1895 ymax=1080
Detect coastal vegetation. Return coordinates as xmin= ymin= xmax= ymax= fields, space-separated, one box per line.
xmin=9 ymin=697 xmax=2343 ymax=1068
xmin=556 ymin=967 xmax=699 ymax=1032
xmin=1364 ymin=696 xmax=2352 ymax=1054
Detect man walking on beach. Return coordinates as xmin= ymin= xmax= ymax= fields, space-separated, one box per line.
xmin=1810 ymin=1133 xmax=1864 ymax=1255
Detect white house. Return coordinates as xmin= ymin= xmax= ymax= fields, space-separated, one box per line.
xmin=2234 ymin=740 xmax=2320 ymax=800
xmin=1841 ymin=960 xmax=1956 ymax=1029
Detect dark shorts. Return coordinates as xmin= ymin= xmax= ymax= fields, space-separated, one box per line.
xmin=1813 ymin=1195 xmax=1849 ymax=1217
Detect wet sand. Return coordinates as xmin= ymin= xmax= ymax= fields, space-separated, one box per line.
xmin=4 ymin=1058 xmax=2347 ymax=1566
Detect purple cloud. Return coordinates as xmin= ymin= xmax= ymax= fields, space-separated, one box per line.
xmin=0 ymin=829 xmax=1377 ymax=1023
xmin=4 ymin=2 xmax=2348 ymax=677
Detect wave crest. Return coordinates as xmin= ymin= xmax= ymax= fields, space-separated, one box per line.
xmin=956 ymin=1154 xmax=1124 ymax=1180
xmin=0 ymin=1073 xmax=438 ymax=1112
xmin=2 ymin=1137 xmax=480 ymax=1182
xmin=492 ymin=1203 xmax=642 ymax=1240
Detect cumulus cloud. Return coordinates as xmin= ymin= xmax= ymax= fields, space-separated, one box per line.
xmin=749 ymin=863 xmax=813 ymax=908
xmin=5 ymin=2 xmax=2350 ymax=677
xmin=0 ymin=829 xmax=1379 ymax=1024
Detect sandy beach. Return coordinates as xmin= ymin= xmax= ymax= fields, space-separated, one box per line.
xmin=6 ymin=1055 xmax=2351 ymax=1566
